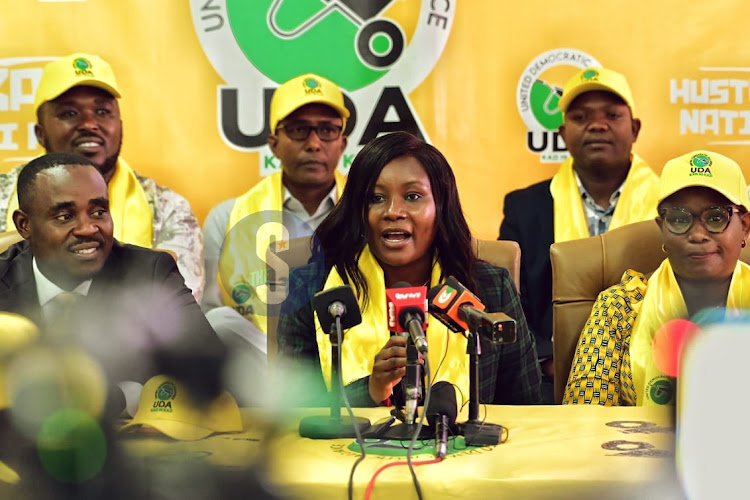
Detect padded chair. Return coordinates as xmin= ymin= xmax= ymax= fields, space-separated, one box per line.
xmin=550 ymin=219 xmax=750 ymax=404
xmin=266 ymin=237 xmax=523 ymax=359
xmin=0 ymin=230 xmax=22 ymax=253
xmin=473 ymin=238 xmax=521 ymax=294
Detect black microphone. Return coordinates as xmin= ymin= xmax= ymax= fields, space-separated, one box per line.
xmin=301 ymin=285 xmax=370 ymax=439
xmin=313 ymin=285 xmax=362 ymax=333
xmin=426 ymin=381 xmax=457 ymax=459
xmin=427 ymin=276 xmax=517 ymax=343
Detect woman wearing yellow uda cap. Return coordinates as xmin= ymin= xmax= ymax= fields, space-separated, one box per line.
xmin=564 ymin=151 xmax=750 ymax=406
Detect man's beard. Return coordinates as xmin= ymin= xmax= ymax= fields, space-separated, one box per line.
xmin=96 ymin=137 xmax=122 ymax=180
xmin=97 ymin=150 xmax=119 ymax=179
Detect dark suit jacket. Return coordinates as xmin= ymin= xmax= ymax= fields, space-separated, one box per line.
xmin=0 ymin=240 xmax=225 ymax=387
xmin=499 ymin=179 xmax=554 ymax=359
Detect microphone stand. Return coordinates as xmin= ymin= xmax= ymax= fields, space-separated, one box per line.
xmin=382 ymin=336 xmax=431 ymax=440
xmin=461 ymin=329 xmax=503 ymax=446
xmin=299 ymin=314 xmax=371 ymax=439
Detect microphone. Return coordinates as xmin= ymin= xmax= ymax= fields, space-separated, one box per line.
xmin=302 ymin=285 xmax=370 ymax=439
xmin=386 ymin=282 xmax=427 ymax=424
xmin=426 ymin=381 xmax=457 ymax=459
xmin=427 ymin=276 xmax=517 ymax=343
xmin=313 ymin=285 xmax=362 ymax=333
xmin=385 ymin=282 xmax=428 ymax=354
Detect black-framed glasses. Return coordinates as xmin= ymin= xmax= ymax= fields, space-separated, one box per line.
xmin=659 ymin=205 xmax=736 ymax=235
xmin=277 ymin=123 xmax=343 ymax=142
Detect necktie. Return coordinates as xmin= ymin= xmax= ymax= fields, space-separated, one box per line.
xmin=44 ymin=292 xmax=82 ymax=342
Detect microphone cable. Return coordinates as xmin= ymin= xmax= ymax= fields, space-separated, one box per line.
xmin=365 ymin=356 xmax=436 ymax=500
xmin=405 ymin=355 xmax=431 ymax=500
xmin=363 ymin=456 xmax=442 ymax=500
xmin=337 ymin=315 xmax=367 ymax=500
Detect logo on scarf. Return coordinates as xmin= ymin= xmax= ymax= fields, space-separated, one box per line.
xmin=190 ymin=0 xmax=453 ymax=174
xmin=645 ymin=376 xmax=674 ymax=405
xmin=516 ymin=49 xmax=600 ymax=163
xmin=219 ymin=210 xmax=325 ymax=320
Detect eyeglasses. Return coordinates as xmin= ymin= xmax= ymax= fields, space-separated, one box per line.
xmin=276 ymin=123 xmax=343 ymax=142
xmin=659 ymin=205 xmax=737 ymax=235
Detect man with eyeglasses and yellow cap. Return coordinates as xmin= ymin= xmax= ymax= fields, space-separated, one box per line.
xmin=201 ymin=73 xmax=349 ymax=404
xmin=0 ymin=53 xmax=204 ymax=301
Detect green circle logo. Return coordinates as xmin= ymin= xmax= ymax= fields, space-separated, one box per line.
xmin=303 ymin=77 xmax=320 ymax=91
xmin=73 ymin=58 xmax=91 ymax=72
xmin=648 ymin=379 xmax=674 ymax=405
xmin=156 ymin=382 xmax=177 ymax=401
xmin=581 ymin=69 xmax=599 ymax=81
xmin=530 ymin=80 xmax=563 ymax=130
xmin=690 ymin=154 xmax=712 ymax=168
xmin=225 ymin=0 xmax=408 ymax=90
xmin=231 ymin=283 xmax=253 ymax=304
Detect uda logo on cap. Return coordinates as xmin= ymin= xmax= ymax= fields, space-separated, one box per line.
xmin=302 ymin=77 xmax=323 ymax=96
xmin=580 ymin=69 xmax=599 ymax=82
xmin=689 ymin=153 xmax=713 ymax=177
xmin=690 ymin=154 xmax=712 ymax=168
xmin=152 ymin=381 xmax=177 ymax=413
xmin=72 ymin=57 xmax=94 ymax=77
xmin=156 ymin=381 xmax=177 ymax=401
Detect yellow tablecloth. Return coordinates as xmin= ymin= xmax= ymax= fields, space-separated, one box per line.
xmin=119 ymin=405 xmax=684 ymax=500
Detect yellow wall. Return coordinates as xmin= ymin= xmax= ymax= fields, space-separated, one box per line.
xmin=3 ymin=1 xmax=750 ymax=240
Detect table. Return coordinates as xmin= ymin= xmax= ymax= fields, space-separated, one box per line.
xmin=119 ymin=404 xmax=685 ymax=500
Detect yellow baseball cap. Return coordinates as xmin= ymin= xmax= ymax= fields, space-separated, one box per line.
xmin=558 ymin=67 xmax=636 ymax=115
xmin=119 ymin=374 xmax=242 ymax=441
xmin=269 ymin=73 xmax=349 ymax=134
xmin=658 ymin=151 xmax=750 ymax=210
xmin=34 ymin=53 xmax=121 ymax=111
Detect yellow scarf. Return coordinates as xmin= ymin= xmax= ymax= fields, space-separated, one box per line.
xmin=550 ymin=154 xmax=659 ymax=243
xmin=219 ymin=170 xmax=347 ymax=333
xmin=316 ymin=246 xmax=470 ymax=406
xmin=630 ymin=259 xmax=750 ymax=406
xmin=5 ymin=158 xmax=152 ymax=248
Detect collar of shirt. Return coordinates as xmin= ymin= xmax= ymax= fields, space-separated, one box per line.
xmin=33 ymin=257 xmax=92 ymax=307
xmin=575 ymin=171 xmax=625 ymax=210
xmin=282 ymin=184 xmax=338 ymax=230
xmin=575 ymin=171 xmax=625 ymax=236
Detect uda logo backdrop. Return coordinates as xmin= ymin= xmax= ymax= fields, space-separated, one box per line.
xmin=516 ymin=48 xmax=600 ymax=163
xmin=190 ymin=0 xmax=455 ymax=174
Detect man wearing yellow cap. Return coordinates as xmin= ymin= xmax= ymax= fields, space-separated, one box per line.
xmin=200 ymin=73 xmax=348 ymax=404
xmin=499 ymin=67 xmax=659 ymax=403
xmin=0 ymin=53 xmax=204 ymax=301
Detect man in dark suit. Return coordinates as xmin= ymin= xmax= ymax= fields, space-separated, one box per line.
xmin=499 ymin=67 xmax=659 ymax=403
xmin=0 ymin=152 xmax=224 ymax=394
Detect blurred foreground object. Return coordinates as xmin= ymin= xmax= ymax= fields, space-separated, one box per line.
xmin=678 ymin=321 xmax=750 ymax=499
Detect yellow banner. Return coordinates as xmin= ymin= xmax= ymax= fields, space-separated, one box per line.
xmin=2 ymin=1 xmax=750 ymax=240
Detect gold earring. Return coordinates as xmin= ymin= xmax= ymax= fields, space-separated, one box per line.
xmin=661 ymin=244 xmax=667 ymax=254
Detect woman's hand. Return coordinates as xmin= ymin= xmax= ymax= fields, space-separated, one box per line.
xmin=368 ymin=335 xmax=410 ymax=404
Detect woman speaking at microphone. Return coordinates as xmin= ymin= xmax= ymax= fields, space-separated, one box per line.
xmin=564 ymin=151 xmax=750 ymax=406
xmin=277 ymin=131 xmax=542 ymax=407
